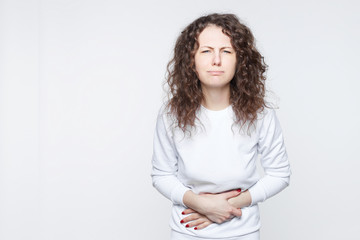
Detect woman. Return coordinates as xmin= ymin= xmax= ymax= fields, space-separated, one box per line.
xmin=151 ymin=13 xmax=291 ymax=240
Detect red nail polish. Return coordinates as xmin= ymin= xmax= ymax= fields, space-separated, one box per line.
xmin=185 ymin=224 xmax=189 ymax=228
xmin=194 ymin=227 xmax=198 ymax=230
xmin=180 ymin=220 xmax=184 ymax=223
xmin=237 ymin=188 xmax=242 ymax=192
xmin=182 ymin=211 xmax=185 ymax=215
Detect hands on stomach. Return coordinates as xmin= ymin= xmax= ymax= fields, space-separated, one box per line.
xmin=181 ymin=189 xmax=252 ymax=230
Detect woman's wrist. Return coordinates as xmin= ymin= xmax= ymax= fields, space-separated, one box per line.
xmin=183 ymin=190 xmax=204 ymax=214
xmin=228 ymin=190 xmax=252 ymax=208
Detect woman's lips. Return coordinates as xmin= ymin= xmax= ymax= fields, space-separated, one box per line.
xmin=207 ymin=71 xmax=224 ymax=76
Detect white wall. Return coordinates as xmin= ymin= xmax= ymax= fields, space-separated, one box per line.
xmin=0 ymin=0 xmax=359 ymax=239
xmin=0 ymin=0 xmax=40 ymax=238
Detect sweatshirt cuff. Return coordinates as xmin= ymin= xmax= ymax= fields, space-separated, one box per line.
xmin=248 ymin=180 xmax=267 ymax=206
xmin=171 ymin=183 xmax=191 ymax=207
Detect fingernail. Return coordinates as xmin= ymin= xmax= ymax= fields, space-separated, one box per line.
xmin=180 ymin=220 xmax=184 ymax=223
xmin=194 ymin=227 xmax=198 ymax=230
xmin=185 ymin=224 xmax=189 ymax=228
xmin=182 ymin=211 xmax=185 ymax=215
xmin=237 ymin=188 xmax=242 ymax=192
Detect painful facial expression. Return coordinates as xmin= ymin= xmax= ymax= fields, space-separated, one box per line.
xmin=194 ymin=25 xmax=237 ymax=91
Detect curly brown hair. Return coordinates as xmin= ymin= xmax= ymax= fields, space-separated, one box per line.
xmin=164 ymin=13 xmax=268 ymax=135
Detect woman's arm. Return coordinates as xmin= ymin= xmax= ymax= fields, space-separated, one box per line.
xmin=247 ymin=109 xmax=291 ymax=206
xmin=151 ymin=108 xmax=190 ymax=206
xmin=227 ymin=189 xmax=252 ymax=208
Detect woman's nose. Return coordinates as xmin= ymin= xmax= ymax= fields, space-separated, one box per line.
xmin=212 ymin=52 xmax=221 ymax=66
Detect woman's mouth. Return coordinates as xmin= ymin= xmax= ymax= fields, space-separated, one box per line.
xmin=207 ymin=71 xmax=224 ymax=76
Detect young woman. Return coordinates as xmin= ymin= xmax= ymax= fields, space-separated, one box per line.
xmin=151 ymin=13 xmax=291 ymax=240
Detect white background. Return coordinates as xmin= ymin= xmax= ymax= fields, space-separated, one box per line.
xmin=1 ymin=0 xmax=359 ymax=239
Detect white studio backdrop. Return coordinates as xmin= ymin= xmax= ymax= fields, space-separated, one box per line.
xmin=0 ymin=0 xmax=359 ymax=239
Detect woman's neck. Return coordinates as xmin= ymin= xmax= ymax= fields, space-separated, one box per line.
xmin=201 ymin=84 xmax=231 ymax=111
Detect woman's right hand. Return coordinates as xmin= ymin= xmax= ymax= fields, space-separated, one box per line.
xmin=183 ymin=189 xmax=243 ymax=224
xmin=180 ymin=209 xmax=213 ymax=230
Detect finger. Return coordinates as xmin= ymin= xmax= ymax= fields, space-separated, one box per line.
xmin=231 ymin=207 xmax=242 ymax=217
xmin=185 ymin=217 xmax=208 ymax=228
xmin=199 ymin=192 xmax=214 ymax=196
xmin=223 ymin=189 xmax=242 ymax=199
xmin=182 ymin=208 xmax=196 ymax=215
xmin=180 ymin=213 xmax=201 ymax=224
xmin=194 ymin=220 xmax=212 ymax=230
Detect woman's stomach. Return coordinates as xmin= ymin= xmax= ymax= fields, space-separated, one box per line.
xmin=169 ymin=203 xmax=261 ymax=239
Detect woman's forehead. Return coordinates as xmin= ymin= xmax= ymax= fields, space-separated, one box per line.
xmin=198 ymin=25 xmax=232 ymax=47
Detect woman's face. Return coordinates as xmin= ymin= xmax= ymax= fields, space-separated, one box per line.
xmin=194 ymin=25 xmax=236 ymax=91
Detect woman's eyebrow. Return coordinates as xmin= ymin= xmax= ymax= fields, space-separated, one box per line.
xmin=199 ymin=45 xmax=233 ymax=49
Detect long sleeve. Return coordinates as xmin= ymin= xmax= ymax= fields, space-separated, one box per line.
xmin=248 ymin=109 xmax=291 ymax=206
xmin=151 ymin=108 xmax=190 ymax=207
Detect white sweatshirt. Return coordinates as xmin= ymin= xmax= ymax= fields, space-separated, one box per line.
xmin=151 ymin=104 xmax=291 ymax=239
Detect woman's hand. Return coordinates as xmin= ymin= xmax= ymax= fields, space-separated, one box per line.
xmin=180 ymin=209 xmax=213 ymax=230
xmin=180 ymin=189 xmax=252 ymax=230
xmin=183 ymin=189 xmax=243 ymax=224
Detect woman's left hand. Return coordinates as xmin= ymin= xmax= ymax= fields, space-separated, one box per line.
xmin=180 ymin=209 xmax=213 ymax=230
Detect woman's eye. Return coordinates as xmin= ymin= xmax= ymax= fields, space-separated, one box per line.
xmin=223 ymin=50 xmax=232 ymax=54
xmin=201 ymin=50 xmax=210 ymax=53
